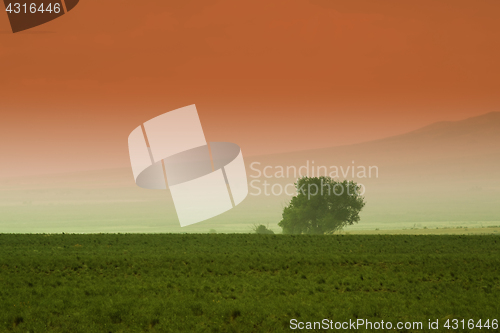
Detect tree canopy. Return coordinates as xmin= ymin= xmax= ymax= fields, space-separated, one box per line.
xmin=279 ymin=176 xmax=365 ymax=234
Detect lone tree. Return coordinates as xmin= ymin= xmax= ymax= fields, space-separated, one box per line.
xmin=279 ymin=176 xmax=365 ymax=234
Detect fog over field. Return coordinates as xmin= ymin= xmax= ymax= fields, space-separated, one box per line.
xmin=1 ymin=112 xmax=499 ymax=233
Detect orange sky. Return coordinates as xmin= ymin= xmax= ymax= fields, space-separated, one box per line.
xmin=0 ymin=0 xmax=499 ymax=177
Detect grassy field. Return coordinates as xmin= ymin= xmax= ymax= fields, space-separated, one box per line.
xmin=0 ymin=234 xmax=499 ymax=332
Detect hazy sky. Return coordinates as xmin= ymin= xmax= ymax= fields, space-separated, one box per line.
xmin=1 ymin=0 xmax=499 ymax=177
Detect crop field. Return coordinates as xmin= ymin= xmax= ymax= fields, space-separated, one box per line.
xmin=343 ymin=227 xmax=500 ymax=236
xmin=0 ymin=234 xmax=499 ymax=332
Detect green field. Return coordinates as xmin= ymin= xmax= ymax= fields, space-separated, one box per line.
xmin=0 ymin=234 xmax=499 ymax=332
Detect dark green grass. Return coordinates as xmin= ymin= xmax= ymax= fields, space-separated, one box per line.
xmin=0 ymin=234 xmax=499 ymax=332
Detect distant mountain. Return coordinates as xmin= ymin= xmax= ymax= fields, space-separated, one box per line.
xmin=252 ymin=112 xmax=500 ymax=183
xmin=257 ymin=111 xmax=500 ymax=161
